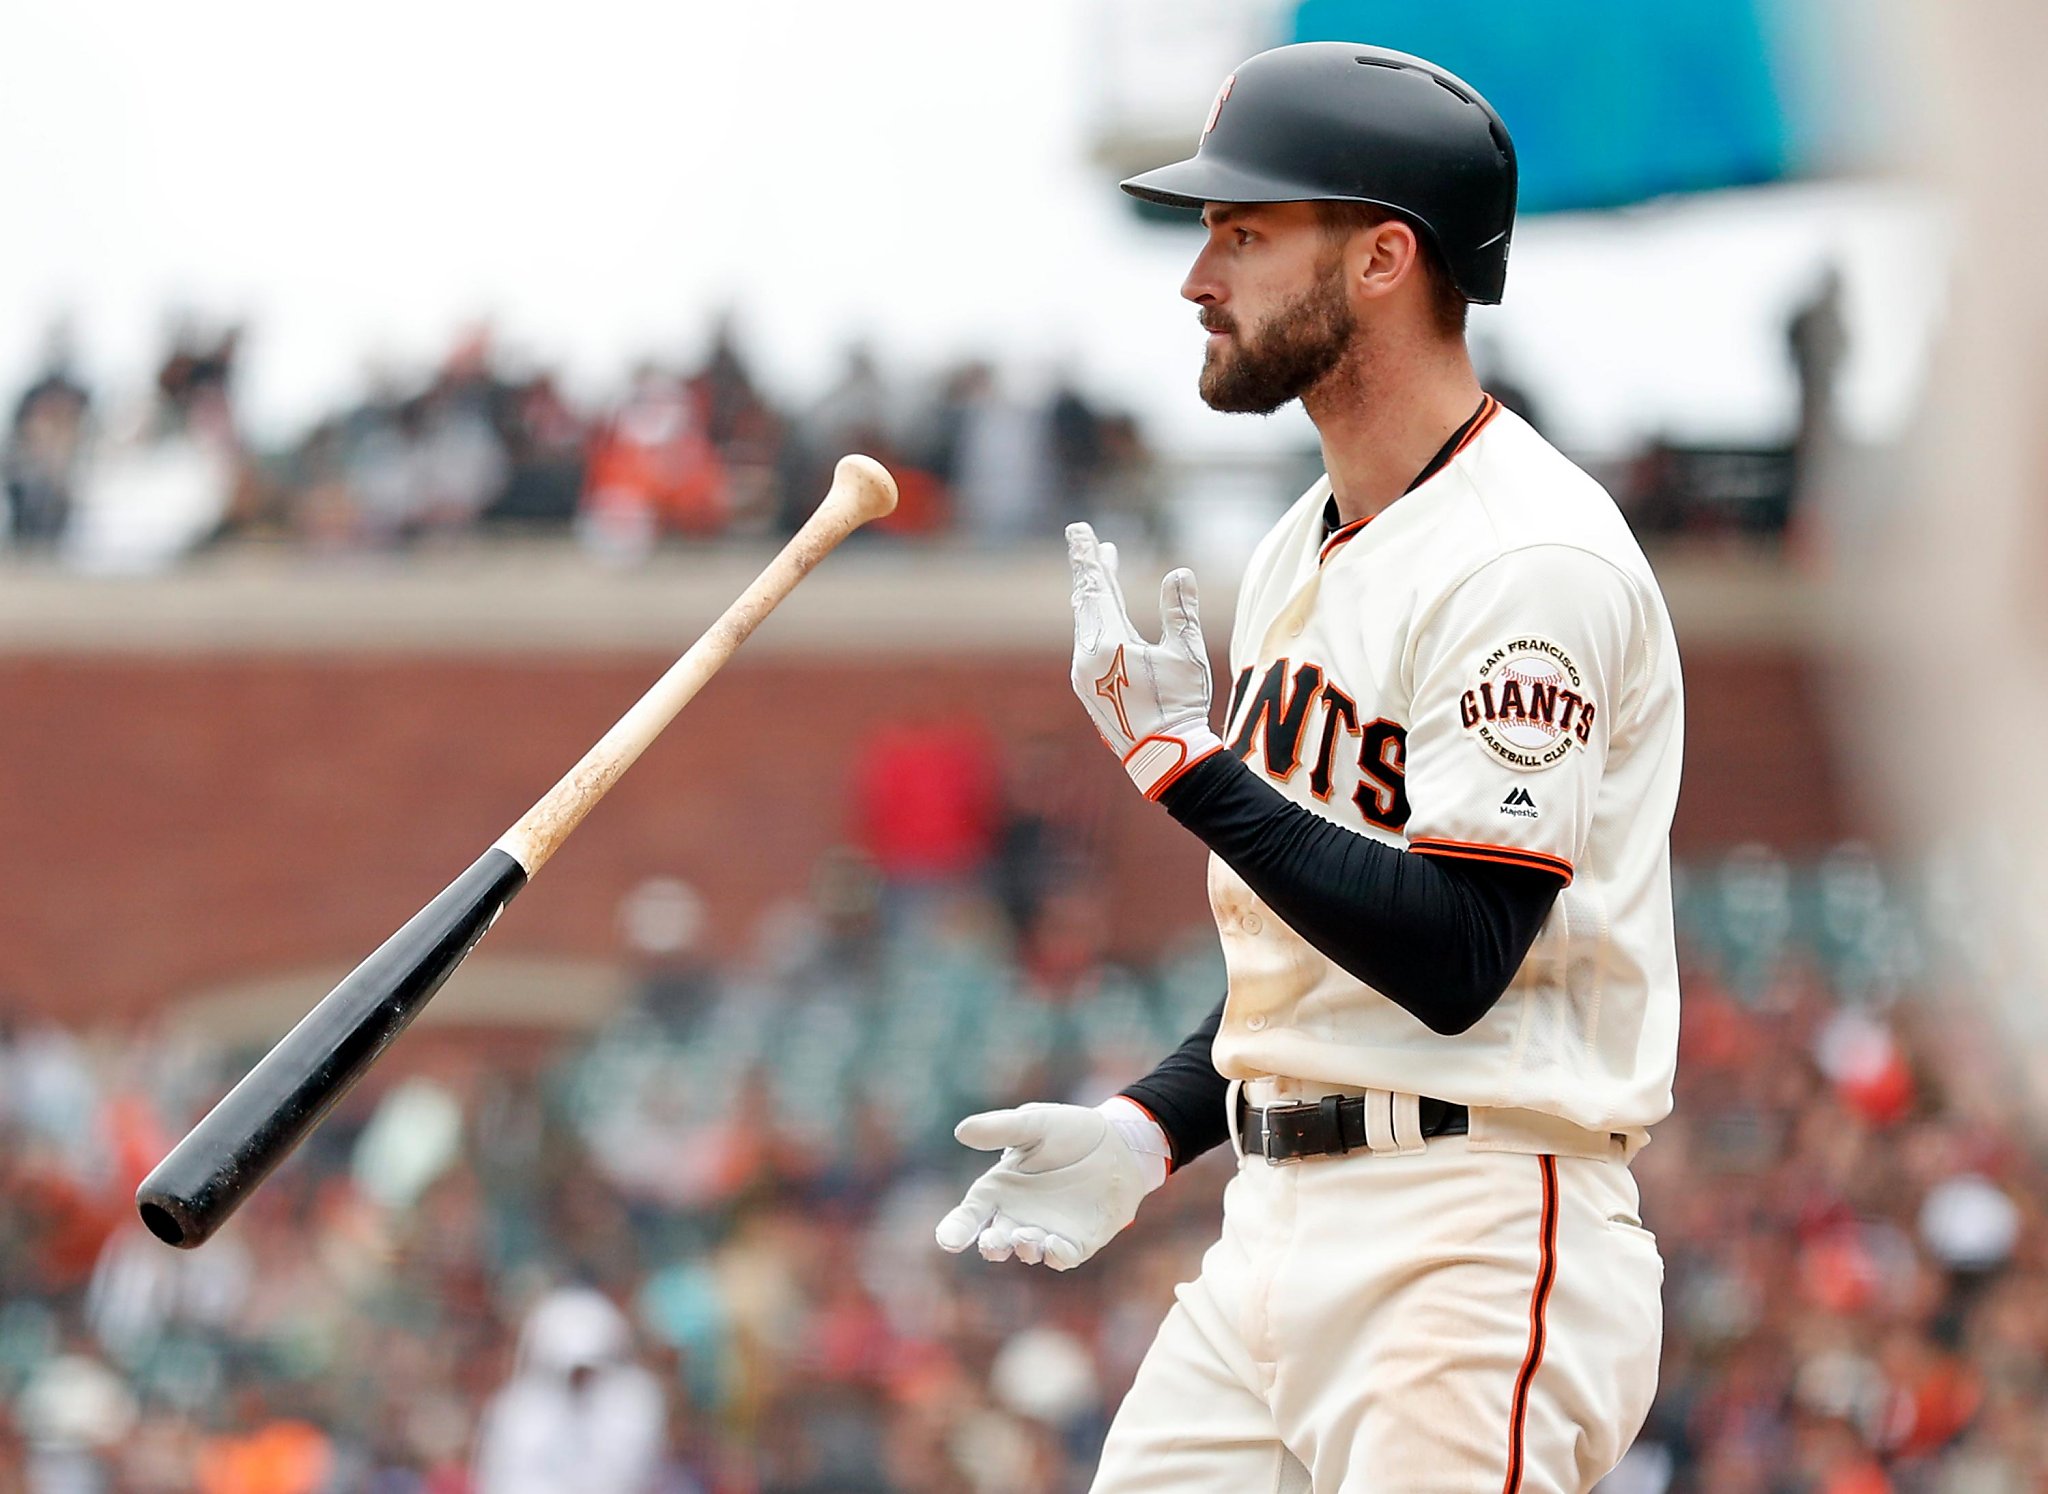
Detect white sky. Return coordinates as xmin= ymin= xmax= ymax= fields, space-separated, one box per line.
xmin=0 ymin=0 xmax=1943 ymax=457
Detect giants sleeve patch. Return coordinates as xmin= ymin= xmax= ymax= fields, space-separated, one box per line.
xmin=1458 ymin=637 xmax=1598 ymax=772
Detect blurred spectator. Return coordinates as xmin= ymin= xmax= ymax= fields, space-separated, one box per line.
xmin=59 ymin=396 xmax=237 ymax=573
xmin=472 ymin=1287 xmax=665 ymax=1494
xmin=1047 ymin=376 xmax=1103 ymax=497
xmin=3 ymin=326 xmax=90 ymax=549
xmin=689 ymin=316 xmax=786 ymax=535
xmin=486 ymin=369 xmax=587 ymax=526
xmin=47 ymin=325 xmax=257 ymax=571
xmin=925 ymin=363 xmax=1055 ymax=544
xmin=619 ymin=877 xmax=721 ymax=1036
xmin=1087 ymin=412 xmax=1164 ymax=549
xmin=193 ymin=1390 xmax=332 ymax=1494
xmin=578 ymin=365 xmax=730 ymax=563
xmin=848 ymin=715 xmax=1003 ymax=909
xmin=1474 ymin=331 xmax=1546 ymax=438
xmin=991 ymin=731 xmax=1105 ymax=950
xmin=16 ymin=1344 xmax=135 ymax=1493
xmin=337 ymin=353 xmax=512 ymax=549
xmin=1788 ymin=263 xmax=1849 ymax=520
xmin=810 ymin=343 xmax=892 ymax=474
xmin=154 ymin=321 xmax=241 ymax=419
xmin=800 ymin=343 xmax=961 ymax=539
xmin=861 ymin=438 xmax=952 ymax=538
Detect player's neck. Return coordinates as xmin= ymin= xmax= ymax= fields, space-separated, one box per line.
xmin=1305 ymin=335 xmax=1483 ymax=526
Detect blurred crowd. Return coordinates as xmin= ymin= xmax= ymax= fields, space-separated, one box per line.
xmin=0 ymin=829 xmax=1225 ymax=1494
xmin=0 ymin=321 xmax=1164 ymax=573
xmin=2 ymin=282 xmax=1855 ymax=575
xmin=9 ymin=843 xmax=2037 ymax=1493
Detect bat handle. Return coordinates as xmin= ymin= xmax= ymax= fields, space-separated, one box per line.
xmin=492 ymin=455 xmax=897 ymax=878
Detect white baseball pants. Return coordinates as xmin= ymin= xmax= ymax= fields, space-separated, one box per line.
xmin=1090 ymin=1112 xmax=1663 ymax=1493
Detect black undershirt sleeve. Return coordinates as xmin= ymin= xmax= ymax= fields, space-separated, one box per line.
xmin=1120 ymin=996 xmax=1229 ymax=1168
xmin=1120 ymin=752 xmax=1562 ymax=1169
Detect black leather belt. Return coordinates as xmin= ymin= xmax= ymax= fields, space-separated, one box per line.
xmin=1238 ymin=1091 xmax=1468 ymax=1163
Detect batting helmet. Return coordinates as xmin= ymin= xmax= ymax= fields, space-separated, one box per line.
xmin=1119 ymin=43 xmax=1518 ymax=305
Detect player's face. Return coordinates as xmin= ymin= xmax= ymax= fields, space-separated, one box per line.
xmin=1183 ymin=202 xmax=1355 ymax=415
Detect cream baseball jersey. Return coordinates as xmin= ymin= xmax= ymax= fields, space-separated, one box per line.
xmin=1207 ymin=400 xmax=1683 ymax=1137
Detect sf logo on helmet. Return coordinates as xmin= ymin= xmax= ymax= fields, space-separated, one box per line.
xmin=1202 ymin=73 xmax=1236 ymax=140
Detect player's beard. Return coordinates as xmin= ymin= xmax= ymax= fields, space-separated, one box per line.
xmin=1199 ymin=257 xmax=1357 ymax=415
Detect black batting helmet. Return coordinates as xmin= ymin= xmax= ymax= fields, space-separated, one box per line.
xmin=1120 ymin=42 xmax=1518 ymax=305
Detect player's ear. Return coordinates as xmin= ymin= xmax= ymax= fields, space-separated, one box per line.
xmin=1353 ymin=218 xmax=1421 ymax=304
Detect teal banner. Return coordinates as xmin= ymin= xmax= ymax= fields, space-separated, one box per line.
xmin=1290 ymin=0 xmax=1813 ymax=213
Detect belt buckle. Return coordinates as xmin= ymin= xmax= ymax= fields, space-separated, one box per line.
xmin=1258 ymin=1101 xmax=1313 ymax=1166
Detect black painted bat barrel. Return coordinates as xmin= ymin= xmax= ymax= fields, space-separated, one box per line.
xmin=136 ymin=849 xmax=528 ymax=1249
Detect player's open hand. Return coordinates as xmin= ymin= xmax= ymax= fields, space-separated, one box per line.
xmin=935 ymin=1102 xmax=1158 ymax=1271
xmin=1067 ymin=522 xmax=1224 ymax=800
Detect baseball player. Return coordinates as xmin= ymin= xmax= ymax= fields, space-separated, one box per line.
xmin=936 ymin=42 xmax=1681 ymax=1493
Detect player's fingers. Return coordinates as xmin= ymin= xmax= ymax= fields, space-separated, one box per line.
xmin=978 ymin=1215 xmax=1020 ymax=1262
xmin=1068 ymin=523 xmax=1134 ymax=639
xmin=1042 ymin=1233 xmax=1085 ymax=1271
xmin=1010 ymin=1226 xmax=1048 ymax=1265
xmin=1098 ymin=539 xmax=1129 ymax=605
xmin=935 ymin=1198 xmax=996 ymax=1253
xmin=1067 ymin=524 xmax=1111 ymax=649
xmin=1159 ymin=567 xmax=1203 ymax=653
xmin=954 ymin=1108 xmax=1047 ymax=1154
xmin=1066 ymin=522 xmax=1104 ymax=593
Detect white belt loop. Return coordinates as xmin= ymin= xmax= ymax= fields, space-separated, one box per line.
xmin=1360 ymin=1089 xmax=1427 ymax=1155
xmin=1360 ymin=1089 xmax=1393 ymax=1153
xmin=1225 ymin=1078 xmax=1247 ymax=1161
xmin=1390 ymin=1093 xmax=1425 ymax=1153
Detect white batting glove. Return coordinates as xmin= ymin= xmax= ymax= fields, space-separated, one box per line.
xmin=935 ymin=1100 xmax=1170 ymax=1271
xmin=1067 ymin=522 xmax=1225 ymax=801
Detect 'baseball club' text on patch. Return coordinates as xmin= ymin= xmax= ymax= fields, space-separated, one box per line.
xmin=1459 ymin=636 xmax=1596 ymax=772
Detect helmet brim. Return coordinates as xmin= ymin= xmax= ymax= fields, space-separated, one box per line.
xmin=1118 ymin=153 xmax=1335 ymax=212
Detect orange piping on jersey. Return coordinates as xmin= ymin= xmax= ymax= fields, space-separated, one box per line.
xmin=1318 ymin=515 xmax=1373 ymax=565
xmin=1446 ymin=393 xmax=1502 ymax=463
xmin=1503 ymin=1154 xmax=1560 ymax=1494
xmin=1317 ymin=396 xmax=1502 ymax=566
xmin=1408 ymin=836 xmax=1574 ymax=886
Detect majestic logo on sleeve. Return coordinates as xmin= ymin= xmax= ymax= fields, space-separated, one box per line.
xmin=1460 ymin=637 xmax=1597 ymax=772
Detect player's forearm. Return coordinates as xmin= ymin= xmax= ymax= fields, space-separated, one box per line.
xmin=1159 ymin=754 xmax=1558 ymax=1035
xmin=1120 ymin=996 xmax=1231 ymax=1169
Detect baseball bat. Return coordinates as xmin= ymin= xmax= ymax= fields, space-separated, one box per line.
xmin=136 ymin=455 xmax=898 ymax=1249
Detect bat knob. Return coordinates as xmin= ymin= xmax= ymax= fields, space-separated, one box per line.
xmin=830 ymin=454 xmax=899 ymax=525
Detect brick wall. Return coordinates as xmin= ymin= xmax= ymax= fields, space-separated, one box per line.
xmin=0 ymin=646 xmax=1848 ymax=1022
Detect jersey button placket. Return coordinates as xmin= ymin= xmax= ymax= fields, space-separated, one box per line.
xmin=1242 ymin=913 xmax=1263 ymax=934
xmin=1247 ymin=1015 xmax=1268 ymax=1031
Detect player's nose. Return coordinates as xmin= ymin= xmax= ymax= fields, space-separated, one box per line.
xmin=1181 ymin=242 xmax=1226 ymax=307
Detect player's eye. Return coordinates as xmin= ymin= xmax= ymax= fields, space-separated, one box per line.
xmin=1234 ymin=227 xmax=1254 ymax=247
